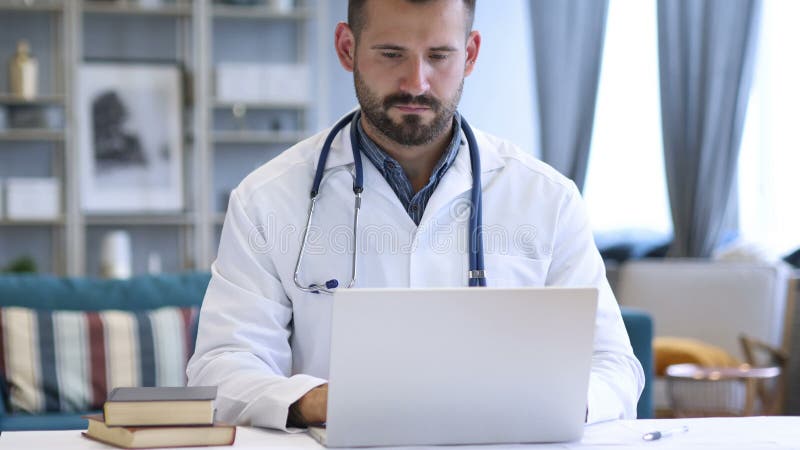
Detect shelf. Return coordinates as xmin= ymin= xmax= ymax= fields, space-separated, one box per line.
xmin=213 ymin=130 xmax=307 ymax=145
xmin=85 ymin=213 xmax=193 ymax=226
xmin=82 ymin=0 xmax=191 ymax=16
xmin=0 ymin=217 xmax=65 ymax=226
xmin=0 ymin=0 xmax=63 ymax=13
xmin=0 ymin=94 xmax=65 ymax=106
xmin=212 ymin=5 xmax=311 ymax=20
xmin=0 ymin=0 xmax=321 ymax=276
xmin=0 ymin=129 xmax=65 ymax=142
xmin=213 ymin=100 xmax=309 ymax=110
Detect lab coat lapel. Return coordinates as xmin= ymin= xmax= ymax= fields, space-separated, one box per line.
xmin=419 ymin=141 xmax=472 ymax=226
xmin=419 ymin=129 xmax=505 ymax=227
xmin=362 ymin=155 xmax=412 ymax=216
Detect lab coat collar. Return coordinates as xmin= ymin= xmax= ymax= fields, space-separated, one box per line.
xmin=322 ymin=112 xmax=358 ymax=170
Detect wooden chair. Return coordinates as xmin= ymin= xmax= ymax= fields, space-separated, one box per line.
xmin=738 ymin=276 xmax=796 ymax=415
xmin=738 ymin=334 xmax=788 ymax=415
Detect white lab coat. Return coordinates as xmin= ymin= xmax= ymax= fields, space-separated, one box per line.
xmin=187 ymin=114 xmax=644 ymax=430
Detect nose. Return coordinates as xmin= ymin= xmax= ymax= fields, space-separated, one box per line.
xmin=399 ymin=57 xmax=430 ymax=97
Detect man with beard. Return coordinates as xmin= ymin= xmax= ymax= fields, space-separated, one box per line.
xmin=188 ymin=0 xmax=643 ymax=431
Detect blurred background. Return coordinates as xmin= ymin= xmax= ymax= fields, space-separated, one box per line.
xmin=0 ymin=0 xmax=799 ymax=424
xmin=0 ymin=0 xmax=797 ymax=277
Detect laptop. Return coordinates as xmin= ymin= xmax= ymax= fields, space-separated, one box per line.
xmin=308 ymin=287 xmax=598 ymax=447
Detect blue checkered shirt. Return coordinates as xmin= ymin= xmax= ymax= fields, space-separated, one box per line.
xmin=354 ymin=110 xmax=462 ymax=225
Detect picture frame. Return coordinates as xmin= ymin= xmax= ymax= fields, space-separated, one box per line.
xmin=78 ymin=63 xmax=183 ymax=213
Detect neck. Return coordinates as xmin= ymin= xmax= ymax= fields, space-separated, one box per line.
xmin=359 ymin=115 xmax=455 ymax=193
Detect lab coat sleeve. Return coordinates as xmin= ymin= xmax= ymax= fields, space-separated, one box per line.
xmin=186 ymin=189 xmax=326 ymax=431
xmin=545 ymin=183 xmax=645 ymax=423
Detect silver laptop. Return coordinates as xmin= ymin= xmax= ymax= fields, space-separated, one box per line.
xmin=308 ymin=287 xmax=598 ymax=447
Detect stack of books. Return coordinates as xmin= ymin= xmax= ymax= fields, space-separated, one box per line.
xmin=83 ymin=386 xmax=236 ymax=449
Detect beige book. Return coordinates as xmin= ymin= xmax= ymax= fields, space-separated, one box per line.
xmin=82 ymin=414 xmax=235 ymax=449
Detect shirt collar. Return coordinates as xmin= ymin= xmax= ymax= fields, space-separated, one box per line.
xmin=354 ymin=110 xmax=463 ymax=183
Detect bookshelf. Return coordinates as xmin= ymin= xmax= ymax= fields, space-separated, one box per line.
xmin=0 ymin=0 xmax=324 ymax=276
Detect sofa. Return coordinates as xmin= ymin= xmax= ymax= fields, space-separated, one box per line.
xmin=621 ymin=308 xmax=654 ymax=419
xmin=0 ymin=272 xmax=211 ymax=431
xmin=0 ymin=273 xmax=653 ymax=431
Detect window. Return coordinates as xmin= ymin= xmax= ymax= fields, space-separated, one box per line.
xmin=737 ymin=0 xmax=800 ymax=258
xmin=582 ymin=0 xmax=672 ymax=240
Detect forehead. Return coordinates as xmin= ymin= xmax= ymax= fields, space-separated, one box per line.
xmin=360 ymin=0 xmax=469 ymax=45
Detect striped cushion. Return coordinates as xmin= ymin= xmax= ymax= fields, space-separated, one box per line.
xmin=0 ymin=306 xmax=197 ymax=413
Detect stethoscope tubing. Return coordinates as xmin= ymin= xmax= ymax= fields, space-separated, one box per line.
xmin=461 ymin=115 xmax=486 ymax=287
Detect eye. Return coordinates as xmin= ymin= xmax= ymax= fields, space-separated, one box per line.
xmin=430 ymin=53 xmax=449 ymax=61
xmin=381 ymin=51 xmax=402 ymax=59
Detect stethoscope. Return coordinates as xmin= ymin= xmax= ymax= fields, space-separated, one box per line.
xmin=293 ymin=110 xmax=486 ymax=294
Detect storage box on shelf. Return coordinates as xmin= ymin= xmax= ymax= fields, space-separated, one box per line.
xmin=4 ymin=177 xmax=60 ymax=221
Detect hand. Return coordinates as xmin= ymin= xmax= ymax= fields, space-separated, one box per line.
xmin=289 ymin=384 xmax=328 ymax=426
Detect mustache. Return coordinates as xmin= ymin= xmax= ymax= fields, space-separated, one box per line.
xmin=382 ymin=93 xmax=440 ymax=110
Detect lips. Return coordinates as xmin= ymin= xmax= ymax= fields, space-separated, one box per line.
xmin=383 ymin=93 xmax=438 ymax=113
xmin=394 ymin=104 xmax=431 ymax=113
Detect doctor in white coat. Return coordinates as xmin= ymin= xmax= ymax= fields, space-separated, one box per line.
xmin=187 ymin=0 xmax=644 ymax=430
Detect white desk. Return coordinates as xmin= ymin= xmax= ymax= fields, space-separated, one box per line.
xmin=2 ymin=417 xmax=799 ymax=449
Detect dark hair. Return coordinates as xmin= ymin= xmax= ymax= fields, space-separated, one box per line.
xmin=348 ymin=0 xmax=476 ymax=39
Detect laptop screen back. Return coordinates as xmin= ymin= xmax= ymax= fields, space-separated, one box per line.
xmin=324 ymin=287 xmax=598 ymax=447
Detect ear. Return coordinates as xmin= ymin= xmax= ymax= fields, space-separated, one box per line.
xmin=463 ymin=30 xmax=481 ymax=77
xmin=335 ymin=22 xmax=356 ymax=72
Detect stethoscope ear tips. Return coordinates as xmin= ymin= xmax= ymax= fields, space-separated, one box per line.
xmin=325 ymin=279 xmax=339 ymax=290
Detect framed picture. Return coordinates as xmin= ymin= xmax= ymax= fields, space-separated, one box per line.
xmin=79 ymin=63 xmax=183 ymax=213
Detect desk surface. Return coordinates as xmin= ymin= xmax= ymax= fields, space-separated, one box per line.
xmin=2 ymin=417 xmax=799 ymax=449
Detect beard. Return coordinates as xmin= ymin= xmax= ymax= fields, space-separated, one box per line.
xmin=354 ymin=66 xmax=463 ymax=147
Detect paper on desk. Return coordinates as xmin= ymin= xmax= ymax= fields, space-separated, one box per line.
xmin=573 ymin=417 xmax=797 ymax=449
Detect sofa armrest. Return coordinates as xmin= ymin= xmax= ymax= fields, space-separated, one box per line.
xmin=621 ymin=307 xmax=654 ymax=418
xmin=0 ymin=374 xmax=7 ymax=416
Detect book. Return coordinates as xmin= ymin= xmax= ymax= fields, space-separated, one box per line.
xmin=82 ymin=414 xmax=236 ymax=449
xmin=103 ymin=386 xmax=217 ymax=426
